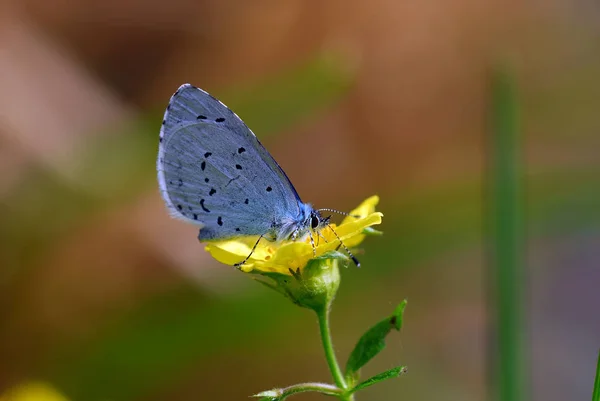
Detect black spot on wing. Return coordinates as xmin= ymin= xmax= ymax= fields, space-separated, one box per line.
xmin=217 ymin=216 xmax=223 ymax=226
xmin=200 ymin=199 xmax=210 ymax=213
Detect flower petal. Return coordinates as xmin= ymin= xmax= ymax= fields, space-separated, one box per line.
xmin=203 ymin=195 xmax=383 ymax=275
xmin=326 ymin=212 xmax=383 ymax=248
xmin=342 ymin=195 xmax=380 ymax=224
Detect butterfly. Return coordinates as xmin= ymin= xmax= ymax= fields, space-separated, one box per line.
xmin=157 ymin=84 xmax=358 ymax=266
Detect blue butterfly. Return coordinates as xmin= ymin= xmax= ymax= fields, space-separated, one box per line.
xmin=157 ymin=84 xmax=358 ymax=266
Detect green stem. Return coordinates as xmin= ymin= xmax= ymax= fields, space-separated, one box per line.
xmin=316 ymin=305 xmax=353 ymax=401
xmin=488 ymin=66 xmax=528 ymax=401
xmin=592 ymin=350 xmax=600 ymax=401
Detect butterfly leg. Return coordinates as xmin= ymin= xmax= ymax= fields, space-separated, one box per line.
xmin=234 ymin=234 xmax=265 ymax=268
xmin=308 ymin=230 xmax=317 ymax=256
xmin=316 ymin=229 xmax=328 ymax=245
xmin=326 ymin=223 xmax=360 ymax=267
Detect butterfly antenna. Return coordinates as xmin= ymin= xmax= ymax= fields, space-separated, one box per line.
xmin=327 ymin=223 xmax=360 ymax=267
xmin=234 ymin=234 xmax=264 ymax=268
xmin=318 ymin=208 xmax=361 ymax=219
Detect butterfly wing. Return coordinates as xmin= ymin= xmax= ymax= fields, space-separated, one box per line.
xmin=157 ymin=84 xmax=303 ymax=241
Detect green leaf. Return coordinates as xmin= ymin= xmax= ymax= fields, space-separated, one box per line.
xmin=252 ymin=389 xmax=280 ymax=400
xmin=345 ymin=300 xmax=407 ymax=384
xmin=349 ymin=366 xmax=407 ymax=394
xmin=593 ymin=350 xmax=600 ymax=401
xmin=252 ymin=382 xmax=341 ymax=400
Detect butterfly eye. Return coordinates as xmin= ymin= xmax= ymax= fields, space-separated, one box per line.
xmin=311 ymin=215 xmax=320 ymax=229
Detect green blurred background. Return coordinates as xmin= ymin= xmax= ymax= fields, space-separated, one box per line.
xmin=1 ymin=1 xmax=599 ymax=400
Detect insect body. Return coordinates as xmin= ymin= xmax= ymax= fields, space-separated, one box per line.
xmin=157 ymin=84 xmax=357 ymax=266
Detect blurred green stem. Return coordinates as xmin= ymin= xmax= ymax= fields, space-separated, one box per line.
xmin=489 ymin=67 xmax=528 ymax=401
xmin=315 ymin=306 xmax=353 ymax=401
xmin=592 ymin=350 xmax=600 ymax=401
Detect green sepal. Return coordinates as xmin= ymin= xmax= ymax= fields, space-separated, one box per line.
xmin=363 ymin=226 xmax=383 ymax=236
xmin=349 ymin=366 xmax=407 ymax=394
xmin=255 ymin=251 xmax=348 ymax=311
xmin=308 ymin=250 xmax=349 ymax=262
xmin=345 ymin=300 xmax=407 ymax=385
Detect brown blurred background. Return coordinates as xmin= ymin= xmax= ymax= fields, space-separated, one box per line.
xmin=1 ymin=1 xmax=599 ymax=400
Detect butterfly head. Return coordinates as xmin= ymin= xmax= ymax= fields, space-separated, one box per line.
xmin=299 ymin=203 xmax=331 ymax=231
xmin=280 ymin=203 xmax=325 ymax=242
xmin=299 ymin=206 xmax=359 ymax=266
xmin=309 ymin=210 xmax=331 ymax=231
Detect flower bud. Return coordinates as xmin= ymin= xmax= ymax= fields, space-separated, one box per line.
xmin=260 ymin=251 xmax=347 ymax=312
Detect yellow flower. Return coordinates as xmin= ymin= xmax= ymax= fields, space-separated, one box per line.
xmin=205 ymin=195 xmax=382 ymax=274
xmin=1 ymin=382 xmax=69 ymax=401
